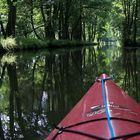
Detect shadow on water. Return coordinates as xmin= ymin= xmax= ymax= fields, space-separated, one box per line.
xmin=0 ymin=44 xmax=140 ymax=140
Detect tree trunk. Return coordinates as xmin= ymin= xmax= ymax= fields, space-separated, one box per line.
xmin=6 ymin=0 xmax=17 ymax=37
xmin=45 ymin=3 xmax=55 ymax=39
xmin=40 ymin=0 xmax=47 ymax=38
xmin=45 ymin=4 xmax=55 ymax=39
xmin=122 ymin=0 xmax=138 ymax=46
xmin=30 ymin=0 xmax=40 ymax=39
xmin=92 ymin=16 xmax=97 ymax=42
xmin=0 ymin=16 xmax=6 ymax=38
xmin=72 ymin=15 xmax=82 ymax=40
xmin=71 ymin=0 xmax=82 ymax=40
xmin=58 ymin=1 xmax=63 ymax=39
xmin=133 ymin=0 xmax=138 ymax=45
xmin=62 ymin=0 xmax=71 ymax=39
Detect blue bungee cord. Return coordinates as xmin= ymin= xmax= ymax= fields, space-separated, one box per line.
xmin=101 ymin=78 xmax=115 ymax=139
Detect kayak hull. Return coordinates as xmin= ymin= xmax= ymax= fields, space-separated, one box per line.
xmin=46 ymin=74 xmax=140 ymax=140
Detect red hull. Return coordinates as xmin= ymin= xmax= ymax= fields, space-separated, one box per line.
xmin=46 ymin=74 xmax=140 ymax=140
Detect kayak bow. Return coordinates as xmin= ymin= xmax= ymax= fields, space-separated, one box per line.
xmin=46 ymin=74 xmax=140 ymax=140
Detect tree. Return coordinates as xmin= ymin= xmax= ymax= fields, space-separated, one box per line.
xmin=6 ymin=0 xmax=17 ymax=37
xmin=40 ymin=0 xmax=55 ymax=39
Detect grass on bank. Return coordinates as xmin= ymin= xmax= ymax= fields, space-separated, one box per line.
xmin=0 ymin=37 xmax=17 ymax=51
xmin=0 ymin=37 xmax=49 ymax=51
xmin=16 ymin=38 xmax=49 ymax=49
xmin=0 ymin=37 xmax=96 ymax=52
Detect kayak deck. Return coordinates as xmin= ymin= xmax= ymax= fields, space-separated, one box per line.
xmin=46 ymin=74 xmax=140 ymax=140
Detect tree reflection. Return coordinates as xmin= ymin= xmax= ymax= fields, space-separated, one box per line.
xmin=0 ymin=63 xmax=7 ymax=87
xmin=39 ymin=47 xmax=98 ymax=132
xmin=0 ymin=113 xmax=5 ymax=140
xmin=1 ymin=46 xmax=140 ymax=139
xmin=7 ymin=63 xmax=30 ymax=139
xmin=123 ymin=49 xmax=139 ymax=101
xmin=7 ymin=63 xmax=18 ymax=139
xmin=0 ymin=47 xmax=98 ymax=139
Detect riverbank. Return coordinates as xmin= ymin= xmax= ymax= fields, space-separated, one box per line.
xmin=0 ymin=37 xmax=97 ymax=53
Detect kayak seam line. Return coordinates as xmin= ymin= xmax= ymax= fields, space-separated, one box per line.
xmin=64 ymin=117 xmax=140 ymax=129
xmin=101 ymin=79 xmax=115 ymax=138
xmin=52 ymin=127 xmax=108 ymax=140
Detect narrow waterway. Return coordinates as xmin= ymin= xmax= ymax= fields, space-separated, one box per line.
xmin=0 ymin=43 xmax=140 ymax=140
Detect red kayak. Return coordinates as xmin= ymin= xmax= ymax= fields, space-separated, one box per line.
xmin=46 ymin=74 xmax=140 ymax=140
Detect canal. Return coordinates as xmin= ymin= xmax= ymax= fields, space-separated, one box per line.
xmin=0 ymin=43 xmax=140 ymax=140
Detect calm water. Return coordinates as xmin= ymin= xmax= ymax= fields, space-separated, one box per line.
xmin=0 ymin=43 xmax=140 ymax=140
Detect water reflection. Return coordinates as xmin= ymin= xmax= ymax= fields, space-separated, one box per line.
xmin=122 ymin=48 xmax=140 ymax=102
xmin=0 ymin=45 xmax=140 ymax=140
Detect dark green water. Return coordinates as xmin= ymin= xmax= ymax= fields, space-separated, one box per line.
xmin=0 ymin=44 xmax=140 ymax=140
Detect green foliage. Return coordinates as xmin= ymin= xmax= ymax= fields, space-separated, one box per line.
xmin=0 ymin=37 xmax=17 ymax=50
xmin=0 ymin=0 xmax=7 ymax=14
xmin=111 ymin=1 xmax=124 ymax=30
xmin=0 ymin=0 xmax=139 ymax=48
